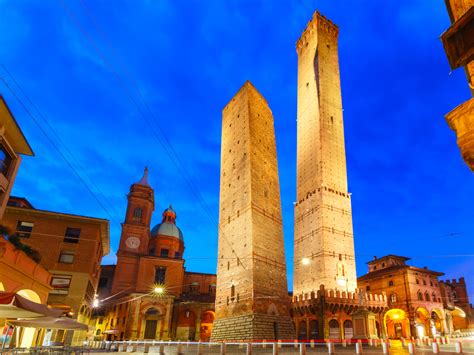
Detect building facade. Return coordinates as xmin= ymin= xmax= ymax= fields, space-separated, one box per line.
xmin=93 ymin=169 xmax=217 ymax=342
xmin=0 ymin=96 xmax=34 ymax=220
xmin=357 ymin=255 xmax=473 ymax=339
xmin=441 ymin=0 xmax=474 ymax=171
xmin=440 ymin=278 xmax=474 ymax=333
xmin=211 ymin=81 xmax=294 ymax=341
xmin=2 ymin=197 xmax=110 ymax=345
xmin=0 ymin=237 xmax=53 ymax=348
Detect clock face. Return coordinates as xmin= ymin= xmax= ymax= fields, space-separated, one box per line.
xmin=125 ymin=236 xmax=141 ymax=249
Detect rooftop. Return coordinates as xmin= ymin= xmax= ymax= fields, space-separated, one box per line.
xmin=367 ymin=254 xmax=411 ymax=264
xmin=6 ymin=197 xmax=110 ymax=255
xmin=0 ymin=96 xmax=34 ymax=156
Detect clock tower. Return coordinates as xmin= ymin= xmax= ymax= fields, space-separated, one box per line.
xmin=112 ymin=167 xmax=155 ymax=293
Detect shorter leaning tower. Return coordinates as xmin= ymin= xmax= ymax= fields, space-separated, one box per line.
xmin=211 ymin=81 xmax=294 ymax=341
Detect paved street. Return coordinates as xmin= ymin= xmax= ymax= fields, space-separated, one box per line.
xmin=90 ymin=339 xmax=474 ymax=354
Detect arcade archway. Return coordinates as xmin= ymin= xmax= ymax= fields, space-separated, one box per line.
xmin=415 ymin=307 xmax=430 ymax=338
xmin=200 ymin=311 xmax=214 ymax=341
xmin=451 ymin=307 xmax=467 ymax=331
xmin=16 ymin=289 xmax=41 ymax=348
xmin=431 ymin=309 xmax=444 ymax=336
xmin=384 ymin=309 xmax=409 ymax=339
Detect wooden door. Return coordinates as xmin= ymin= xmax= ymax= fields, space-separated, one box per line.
xmin=144 ymin=320 xmax=158 ymax=339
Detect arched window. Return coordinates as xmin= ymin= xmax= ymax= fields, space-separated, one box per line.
xmin=329 ymin=319 xmax=340 ymax=340
xmin=390 ymin=293 xmax=397 ymax=303
xmin=432 ymin=292 xmax=436 ymax=302
xmin=310 ymin=320 xmax=319 ymax=340
xmin=344 ymin=320 xmax=353 ymax=340
xmin=388 ymin=280 xmax=394 ymax=287
xmin=96 ymin=329 xmax=101 ymax=335
xmin=298 ymin=320 xmax=307 ymax=340
xmin=133 ymin=208 xmax=142 ymax=219
xmin=417 ymin=291 xmax=423 ymax=301
xmin=425 ymin=293 xmax=430 ymax=301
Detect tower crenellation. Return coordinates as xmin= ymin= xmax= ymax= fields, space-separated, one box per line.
xmin=296 ymin=11 xmax=339 ymax=54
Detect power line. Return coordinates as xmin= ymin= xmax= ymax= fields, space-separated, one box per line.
xmin=77 ymin=0 xmax=215 ymax=220
xmin=57 ymin=0 xmax=245 ymax=268
xmin=58 ymin=0 xmax=214 ymax=222
xmin=1 ymin=64 xmax=124 ymax=224
xmin=0 ymin=74 xmax=121 ymax=230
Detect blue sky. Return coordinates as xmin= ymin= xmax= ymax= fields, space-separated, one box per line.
xmin=2 ymin=1 xmax=473 ymax=295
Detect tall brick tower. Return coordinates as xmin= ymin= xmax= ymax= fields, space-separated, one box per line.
xmin=211 ymin=81 xmax=294 ymax=341
xmin=293 ymin=12 xmax=357 ymax=295
xmin=112 ymin=167 xmax=155 ymax=294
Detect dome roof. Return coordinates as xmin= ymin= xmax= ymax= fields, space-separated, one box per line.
xmin=151 ymin=222 xmax=184 ymax=241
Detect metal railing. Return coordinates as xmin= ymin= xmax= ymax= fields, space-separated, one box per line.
xmin=79 ymin=337 xmax=473 ymax=354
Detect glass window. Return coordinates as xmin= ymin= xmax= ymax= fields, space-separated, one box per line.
xmin=388 ymin=280 xmax=394 ymax=287
xmin=15 ymin=221 xmax=34 ymax=238
xmin=85 ymin=280 xmax=95 ymax=303
xmin=175 ymin=251 xmax=180 ymax=259
xmin=155 ymin=267 xmax=166 ymax=284
xmin=390 ymin=293 xmax=397 ymax=303
xmin=160 ymin=249 xmax=169 ymax=257
xmin=98 ymin=277 xmax=108 ymax=288
xmin=50 ymin=275 xmax=72 ymax=294
xmin=64 ymin=227 xmax=81 ymax=243
xmin=133 ymin=208 xmax=142 ymax=219
xmin=0 ymin=146 xmax=12 ymax=176
xmin=417 ymin=292 xmax=423 ymax=300
xmin=59 ymin=251 xmax=75 ymax=263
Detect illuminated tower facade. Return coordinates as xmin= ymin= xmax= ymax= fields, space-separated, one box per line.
xmin=112 ymin=167 xmax=155 ymax=294
xmin=293 ymin=12 xmax=357 ymax=295
xmin=211 ymin=81 xmax=294 ymax=340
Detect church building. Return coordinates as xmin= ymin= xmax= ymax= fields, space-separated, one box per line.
xmin=93 ymin=168 xmax=216 ymax=341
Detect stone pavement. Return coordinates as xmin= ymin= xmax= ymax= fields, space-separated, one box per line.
xmin=91 ymin=339 xmax=474 ymax=354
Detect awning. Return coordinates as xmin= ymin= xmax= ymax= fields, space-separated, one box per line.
xmin=0 ymin=292 xmax=62 ymax=319
xmin=8 ymin=316 xmax=88 ymax=330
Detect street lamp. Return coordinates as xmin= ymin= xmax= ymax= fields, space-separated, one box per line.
xmin=151 ymin=284 xmax=167 ymax=298
xmin=153 ymin=286 xmax=164 ymax=295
